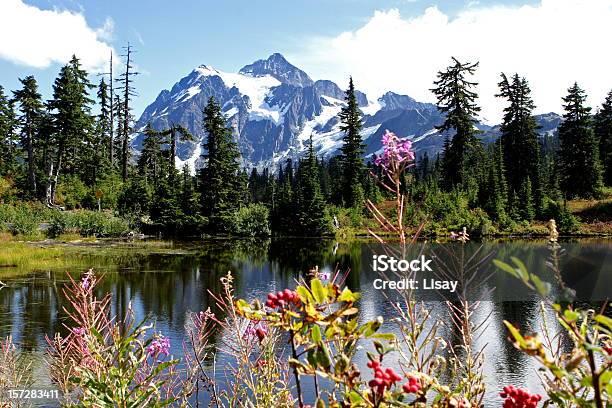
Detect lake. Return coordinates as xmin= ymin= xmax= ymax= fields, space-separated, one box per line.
xmin=1 ymin=238 xmax=610 ymax=407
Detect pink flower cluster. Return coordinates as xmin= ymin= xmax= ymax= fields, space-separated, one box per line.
xmin=500 ymin=385 xmax=542 ymax=408
xmin=147 ymin=335 xmax=171 ymax=357
xmin=367 ymin=360 xmax=402 ymax=395
xmin=244 ymin=320 xmax=269 ymax=342
xmin=374 ymin=130 xmax=415 ymax=172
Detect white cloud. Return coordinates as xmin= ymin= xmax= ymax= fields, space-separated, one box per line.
xmin=0 ymin=0 xmax=115 ymax=72
xmin=292 ymin=0 xmax=612 ymax=123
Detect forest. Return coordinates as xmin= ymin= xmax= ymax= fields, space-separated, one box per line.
xmin=1 ymin=50 xmax=612 ymax=239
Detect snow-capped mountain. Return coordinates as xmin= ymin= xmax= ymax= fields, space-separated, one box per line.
xmin=133 ymin=53 xmax=561 ymax=171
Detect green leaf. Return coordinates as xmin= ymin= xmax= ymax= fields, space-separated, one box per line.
xmin=311 ymin=325 xmax=322 ymax=344
xmin=530 ymin=273 xmax=551 ymax=297
xmin=368 ymin=332 xmax=396 ymax=341
xmin=338 ymin=287 xmax=360 ymax=302
xmin=347 ymin=391 xmax=364 ymax=403
xmin=311 ymin=279 xmax=327 ymax=304
xmin=493 ymin=259 xmax=520 ymax=279
xmin=503 ymin=320 xmax=526 ymax=347
xmin=563 ymin=309 xmax=580 ymax=323
xmin=297 ymin=285 xmax=314 ymax=304
xmin=594 ymin=314 xmax=612 ymax=330
xmin=510 ymin=257 xmax=529 ymax=281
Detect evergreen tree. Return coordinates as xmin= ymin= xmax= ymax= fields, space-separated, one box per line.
xmin=481 ymin=141 xmax=508 ymax=221
xmin=0 ymin=86 xmax=18 ymax=175
xmin=116 ymin=44 xmax=139 ymax=181
xmin=338 ymin=77 xmax=365 ymax=208
xmin=138 ymin=124 xmax=166 ymax=186
xmin=557 ymin=83 xmax=603 ymax=198
xmin=431 ymin=58 xmax=483 ymax=189
xmin=295 ymin=135 xmax=330 ymax=235
xmin=96 ymin=77 xmax=112 ymax=177
xmin=157 ymin=124 xmax=194 ymax=172
xmin=12 ymin=76 xmax=44 ymax=197
xmin=519 ymin=176 xmax=535 ymax=221
xmin=497 ymin=73 xmax=542 ymax=217
xmin=595 ymin=89 xmax=612 ymax=185
xmin=199 ymin=97 xmax=245 ymax=230
xmin=47 ymin=55 xmax=95 ymax=205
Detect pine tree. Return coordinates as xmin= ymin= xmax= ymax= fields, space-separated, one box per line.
xmin=199 ymin=97 xmax=245 ymax=230
xmin=481 ymin=141 xmax=508 ymax=221
xmin=595 ymin=89 xmax=612 ymax=185
xmin=96 ymin=77 xmax=111 ymax=175
xmin=519 ymin=176 xmax=535 ymax=221
xmin=338 ymin=77 xmax=365 ymax=208
xmin=295 ymin=135 xmax=330 ymax=235
xmin=431 ymin=58 xmax=483 ymax=189
xmin=0 ymin=86 xmax=18 ymax=175
xmin=47 ymin=55 xmax=95 ymax=204
xmin=557 ymin=83 xmax=603 ymax=199
xmin=12 ymin=76 xmax=44 ymax=197
xmin=138 ymin=124 xmax=166 ymax=186
xmin=496 ymin=73 xmax=542 ymax=218
xmin=116 ymin=44 xmax=139 ymax=181
xmin=157 ymin=124 xmax=194 ymax=171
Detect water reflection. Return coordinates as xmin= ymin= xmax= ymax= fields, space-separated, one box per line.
xmin=0 ymin=238 xmax=610 ymax=406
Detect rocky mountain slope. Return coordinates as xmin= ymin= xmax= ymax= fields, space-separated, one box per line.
xmin=133 ymin=53 xmax=561 ymax=171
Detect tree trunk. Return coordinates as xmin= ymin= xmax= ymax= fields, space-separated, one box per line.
xmin=171 ymin=129 xmax=176 ymax=170
xmin=26 ymin=131 xmax=36 ymax=196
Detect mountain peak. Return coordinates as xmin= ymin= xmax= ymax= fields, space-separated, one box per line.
xmin=239 ymin=53 xmax=313 ymax=87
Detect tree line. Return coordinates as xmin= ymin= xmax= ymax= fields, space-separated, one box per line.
xmin=1 ymin=53 xmax=612 ymax=237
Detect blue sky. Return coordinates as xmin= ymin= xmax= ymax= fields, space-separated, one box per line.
xmin=1 ymin=0 xmax=610 ymax=123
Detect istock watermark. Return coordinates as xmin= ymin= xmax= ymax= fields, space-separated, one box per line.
xmin=372 ymin=255 xmax=433 ymax=272
xmin=371 ymin=254 xmax=458 ymax=293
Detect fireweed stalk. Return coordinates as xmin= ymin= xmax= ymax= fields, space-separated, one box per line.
xmin=495 ymin=240 xmax=611 ymax=408
xmin=367 ymin=130 xmax=418 ymax=244
xmin=367 ymin=130 xmax=496 ymax=407
xmin=1 ymin=336 xmax=32 ymax=408
xmin=45 ymin=270 xmax=181 ymax=407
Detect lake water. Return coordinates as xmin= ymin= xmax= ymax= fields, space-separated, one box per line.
xmin=1 ymin=238 xmax=610 ymax=407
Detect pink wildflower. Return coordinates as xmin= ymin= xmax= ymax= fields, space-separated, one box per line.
xmin=374 ymin=130 xmax=416 ymax=171
xmin=147 ymin=335 xmax=171 ymax=357
xmin=244 ymin=320 xmax=269 ymax=342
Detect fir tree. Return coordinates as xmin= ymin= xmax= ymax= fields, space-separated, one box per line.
xmin=0 ymin=86 xmax=18 ymax=175
xmin=338 ymin=77 xmax=365 ymax=208
xmin=595 ymin=89 xmax=612 ymax=185
xmin=47 ymin=55 xmax=95 ymax=204
xmin=96 ymin=78 xmax=111 ymax=177
xmin=138 ymin=124 xmax=166 ymax=186
xmin=519 ymin=176 xmax=535 ymax=221
xmin=12 ymin=76 xmax=44 ymax=197
xmin=431 ymin=58 xmax=483 ymax=189
xmin=497 ymin=73 xmax=542 ymax=217
xmin=199 ymin=97 xmax=245 ymax=230
xmin=116 ymin=44 xmax=139 ymax=181
xmin=157 ymin=124 xmax=194 ymax=171
xmin=295 ymin=135 xmax=330 ymax=235
xmin=557 ymin=83 xmax=603 ymax=198
xmin=482 ymin=141 xmax=508 ymax=221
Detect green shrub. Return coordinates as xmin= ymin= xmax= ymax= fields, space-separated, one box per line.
xmin=230 ymin=204 xmax=271 ymax=237
xmin=47 ymin=210 xmax=131 ymax=238
xmin=543 ymin=199 xmax=579 ymax=233
xmin=55 ymin=175 xmax=89 ymax=209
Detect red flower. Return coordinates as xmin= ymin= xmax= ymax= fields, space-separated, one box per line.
xmin=265 ymin=289 xmax=301 ymax=309
xmin=402 ymin=375 xmax=421 ymax=394
xmin=367 ymin=359 xmax=402 ymax=395
xmin=500 ymin=385 xmax=542 ymax=408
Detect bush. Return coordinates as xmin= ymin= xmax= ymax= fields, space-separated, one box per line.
xmin=0 ymin=203 xmax=53 ymax=237
xmin=543 ymin=199 xmax=579 ymax=233
xmin=230 ymin=204 xmax=271 ymax=237
xmin=55 ymin=175 xmax=89 ymax=209
xmin=47 ymin=210 xmax=131 ymax=238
